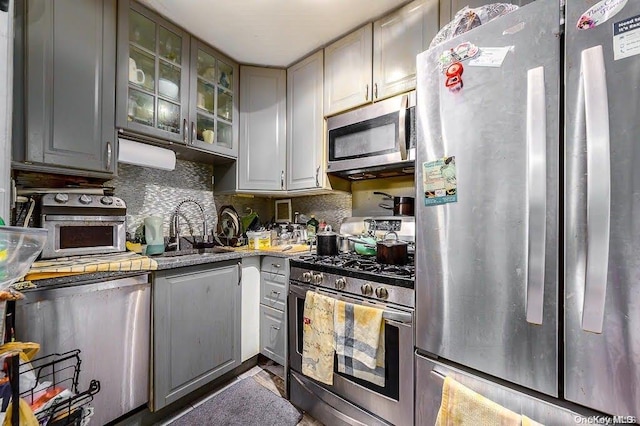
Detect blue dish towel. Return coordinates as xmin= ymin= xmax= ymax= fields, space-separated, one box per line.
xmin=334 ymin=300 xmax=385 ymax=387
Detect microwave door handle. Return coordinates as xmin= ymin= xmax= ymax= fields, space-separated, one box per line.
xmin=398 ymin=94 xmax=408 ymax=160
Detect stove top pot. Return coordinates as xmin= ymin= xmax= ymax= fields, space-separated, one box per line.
xmin=376 ymin=231 xmax=408 ymax=265
xmin=316 ymin=226 xmax=339 ymax=256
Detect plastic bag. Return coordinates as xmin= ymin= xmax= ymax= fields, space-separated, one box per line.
xmin=429 ymin=3 xmax=520 ymax=49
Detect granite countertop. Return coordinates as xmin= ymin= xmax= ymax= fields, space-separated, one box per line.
xmin=153 ymin=247 xmax=306 ymax=270
xmin=23 ymin=247 xmax=310 ymax=290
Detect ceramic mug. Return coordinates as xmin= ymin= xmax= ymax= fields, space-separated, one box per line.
xmin=129 ymin=58 xmax=145 ymax=85
xmin=202 ymin=129 xmax=214 ymax=144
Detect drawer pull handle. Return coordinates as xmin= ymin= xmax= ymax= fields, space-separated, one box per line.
xmin=270 ymin=325 xmax=280 ymax=330
xmin=271 ymin=290 xmax=281 ymax=295
xmin=271 ymin=263 xmax=281 ymax=268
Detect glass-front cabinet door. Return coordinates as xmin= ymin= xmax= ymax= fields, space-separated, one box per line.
xmin=116 ymin=1 xmax=189 ymax=144
xmin=188 ymin=40 xmax=238 ymax=157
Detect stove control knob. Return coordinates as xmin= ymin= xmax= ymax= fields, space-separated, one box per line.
xmin=312 ymin=273 xmax=323 ymax=284
xmin=79 ymin=194 xmax=93 ymax=205
xmin=375 ymin=287 xmax=389 ymax=300
xmin=100 ymin=196 xmax=114 ymax=205
xmin=335 ymin=278 xmax=347 ymax=290
xmin=361 ymin=283 xmax=373 ymax=296
xmin=53 ymin=193 xmax=69 ymax=204
xmin=302 ymin=272 xmax=312 ymax=283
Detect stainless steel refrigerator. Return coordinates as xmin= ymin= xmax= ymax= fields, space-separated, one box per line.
xmin=415 ymin=0 xmax=640 ymax=423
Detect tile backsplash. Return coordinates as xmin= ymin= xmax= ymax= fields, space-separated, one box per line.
xmin=109 ymin=160 xmax=353 ymax=238
xmin=108 ymin=160 xmax=216 ymax=237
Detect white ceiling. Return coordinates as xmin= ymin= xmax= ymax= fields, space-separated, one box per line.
xmin=138 ymin=0 xmax=410 ymax=67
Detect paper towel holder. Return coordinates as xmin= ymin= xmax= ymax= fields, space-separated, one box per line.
xmin=118 ymin=138 xmax=176 ymax=171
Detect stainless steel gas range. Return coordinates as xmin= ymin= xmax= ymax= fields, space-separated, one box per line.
xmin=288 ymin=245 xmax=415 ymax=426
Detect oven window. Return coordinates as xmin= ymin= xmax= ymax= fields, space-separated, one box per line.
xmin=296 ymin=297 xmax=401 ymax=401
xmin=59 ymin=226 xmax=114 ymax=249
xmin=329 ymin=111 xmax=398 ymax=161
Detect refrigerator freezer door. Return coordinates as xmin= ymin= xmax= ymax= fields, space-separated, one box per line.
xmin=565 ymin=0 xmax=640 ymax=417
xmin=415 ymin=0 xmax=560 ymax=396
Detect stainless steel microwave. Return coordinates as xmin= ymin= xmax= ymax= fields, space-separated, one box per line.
xmin=326 ymin=91 xmax=416 ymax=180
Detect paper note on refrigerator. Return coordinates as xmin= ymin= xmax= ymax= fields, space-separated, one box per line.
xmin=468 ymin=47 xmax=512 ymax=67
xmin=423 ymin=157 xmax=457 ymax=206
xmin=613 ymin=14 xmax=640 ymax=60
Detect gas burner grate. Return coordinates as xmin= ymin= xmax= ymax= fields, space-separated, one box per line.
xmin=297 ymin=253 xmax=415 ymax=279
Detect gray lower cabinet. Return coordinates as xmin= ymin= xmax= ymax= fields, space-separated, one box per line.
xmin=259 ymin=256 xmax=287 ymax=365
xmin=17 ymin=0 xmax=117 ymax=175
xmin=153 ymin=261 xmax=241 ymax=410
xmin=260 ymin=305 xmax=285 ymax=365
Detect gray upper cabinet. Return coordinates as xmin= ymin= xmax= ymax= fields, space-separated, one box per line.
xmin=238 ymin=66 xmax=286 ymax=191
xmin=116 ymin=0 xmax=190 ymax=145
xmin=153 ymin=261 xmax=241 ymax=411
xmin=286 ymin=50 xmax=325 ymax=191
xmin=439 ymin=0 xmax=535 ymax=29
xmin=22 ymin=0 xmax=117 ymax=175
xmin=324 ymin=0 xmax=438 ymax=116
xmin=373 ymin=0 xmax=438 ymax=100
xmin=188 ymin=39 xmax=239 ymax=158
xmin=324 ymin=24 xmax=373 ymax=116
xmin=117 ymin=1 xmax=239 ymax=159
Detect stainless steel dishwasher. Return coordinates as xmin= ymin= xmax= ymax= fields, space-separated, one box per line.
xmin=15 ymin=274 xmax=151 ymax=426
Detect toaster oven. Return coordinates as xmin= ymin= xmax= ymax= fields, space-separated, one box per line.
xmin=39 ymin=193 xmax=127 ymax=259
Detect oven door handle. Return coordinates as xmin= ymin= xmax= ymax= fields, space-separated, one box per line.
xmin=290 ymin=283 xmax=413 ymax=324
xmin=383 ymin=313 xmax=413 ymax=325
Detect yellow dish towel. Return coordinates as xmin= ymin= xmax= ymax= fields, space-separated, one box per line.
xmin=334 ymin=300 xmax=385 ymax=386
xmin=24 ymin=252 xmax=158 ymax=281
xmin=302 ymin=291 xmax=335 ymax=385
xmin=436 ymin=376 xmax=523 ymax=426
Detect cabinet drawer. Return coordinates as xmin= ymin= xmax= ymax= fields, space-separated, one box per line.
xmin=260 ymin=304 xmax=285 ymax=365
xmin=261 ymin=256 xmax=287 ymax=275
xmin=260 ymin=272 xmax=286 ymax=311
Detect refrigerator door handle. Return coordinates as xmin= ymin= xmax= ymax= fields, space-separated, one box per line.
xmin=581 ymin=46 xmax=611 ymax=334
xmin=525 ymin=66 xmax=547 ymax=325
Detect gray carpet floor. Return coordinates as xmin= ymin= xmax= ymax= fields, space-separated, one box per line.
xmin=168 ymin=376 xmax=303 ymax=426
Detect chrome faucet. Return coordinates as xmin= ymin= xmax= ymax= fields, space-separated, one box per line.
xmin=171 ymin=198 xmax=208 ymax=251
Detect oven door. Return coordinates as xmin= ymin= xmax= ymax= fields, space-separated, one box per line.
xmin=288 ymin=282 xmax=414 ymax=426
xmin=41 ymin=215 xmax=126 ymax=258
xmin=326 ymin=93 xmax=415 ymax=175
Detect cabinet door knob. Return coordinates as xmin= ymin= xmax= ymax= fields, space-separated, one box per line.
xmin=237 ymin=262 xmax=242 ymax=286
xmin=270 ymin=325 xmax=280 ymax=331
xmin=365 ymin=84 xmax=369 ymax=101
xmin=106 ymin=141 xmax=112 ymax=170
xmin=281 ymin=171 xmax=285 ymax=189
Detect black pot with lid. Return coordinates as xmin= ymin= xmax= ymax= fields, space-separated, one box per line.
xmin=316 ymin=225 xmax=339 ymax=256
